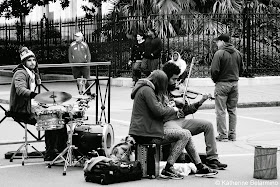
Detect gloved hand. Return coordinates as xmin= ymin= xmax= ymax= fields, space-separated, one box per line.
xmin=30 ymin=92 xmax=38 ymax=99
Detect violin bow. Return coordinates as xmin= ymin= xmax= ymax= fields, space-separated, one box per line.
xmin=182 ymin=57 xmax=196 ymax=105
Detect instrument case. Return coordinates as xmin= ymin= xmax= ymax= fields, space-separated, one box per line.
xmin=84 ymin=158 xmax=142 ymax=185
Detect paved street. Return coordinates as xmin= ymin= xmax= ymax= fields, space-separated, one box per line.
xmin=0 ymin=78 xmax=279 ymax=187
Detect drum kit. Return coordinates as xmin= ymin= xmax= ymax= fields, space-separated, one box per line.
xmin=32 ymin=80 xmax=114 ymax=175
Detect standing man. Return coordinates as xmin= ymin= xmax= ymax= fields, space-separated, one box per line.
xmin=162 ymin=62 xmax=227 ymax=170
xmin=142 ymin=28 xmax=162 ymax=77
xmin=68 ymin=31 xmax=92 ymax=95
xmin=211 ymin=34 xmax=244 ymax=142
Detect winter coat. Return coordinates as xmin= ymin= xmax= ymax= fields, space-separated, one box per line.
xmin=9 ymin=64 xmax=39 ymax=116
xmin=130 ymin=40 xmax=145 ymax=62
xmin=143 ymin=36 xmax=162 ymax=59
xmin=68 ymin=41 xmax=91 ymax=63
xmin=211 ymin=43 xmax=244 ymax=83
xmin=129 ymin=79 xmax=177 ymax=138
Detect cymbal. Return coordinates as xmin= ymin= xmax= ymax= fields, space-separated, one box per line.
xmin=34 ymin=91 xmax=72 ymax=104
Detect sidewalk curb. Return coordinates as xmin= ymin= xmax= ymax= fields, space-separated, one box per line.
xmin=200 ymin=101 xmax=280 ymax=110
xmin=1 ymin=71 xmax=280 ymax=109
xmin=1 ymin=70 xmax=280 ymax=87
xmin=1 ymin=98 xmax=279 ymax=109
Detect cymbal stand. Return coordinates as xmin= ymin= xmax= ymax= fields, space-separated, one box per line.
xmin=47 ymin=119 xmax=85 ymax=176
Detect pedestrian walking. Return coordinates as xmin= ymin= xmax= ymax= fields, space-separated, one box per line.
xmin=128 ymin=31 xmax=146 ymax=86
xmin=211 ymin=33 xmax=244 ymax=142
xmin=68 ymin=31 xmax=92 ymax=95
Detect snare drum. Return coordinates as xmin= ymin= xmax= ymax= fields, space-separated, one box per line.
xmin=74 ymin=123 xmax=114 ymax=157
xmin=34 ymin=105 xmax=66 ymax=131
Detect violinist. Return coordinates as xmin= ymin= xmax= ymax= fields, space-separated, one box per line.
xmin=162 ymin=62 xmax=227 ymax=170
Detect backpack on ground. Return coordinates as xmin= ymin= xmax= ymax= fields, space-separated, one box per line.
xmin=83 ymin=156 xmax=142 ymax=185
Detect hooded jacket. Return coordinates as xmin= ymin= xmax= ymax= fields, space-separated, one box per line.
xmin=68 ymin=41 xmax=91 ymax=63
xmin=9 ymin=64 xmax=39 ymax=116
xmin=129 ymin=79 xmax=177 ymax=138
xmin=168 ymin=52 xmax=187 ymax=76
xmin=211 ymin=43 xmax=244 ymax=83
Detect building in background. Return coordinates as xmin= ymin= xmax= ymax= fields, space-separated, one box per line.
xmin=0 ymin=0 xmax=95 ymax=24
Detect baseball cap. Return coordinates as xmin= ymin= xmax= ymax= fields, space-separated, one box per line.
xmin=213 ymin=34 xmax=230 ymax=42
xmin=74 ymin=31 xmax=83 ymax=37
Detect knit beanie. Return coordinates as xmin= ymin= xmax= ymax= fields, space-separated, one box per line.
xmin=19 ymin=47 xmax=35 ymax=63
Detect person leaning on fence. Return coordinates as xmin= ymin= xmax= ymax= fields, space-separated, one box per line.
xmin=128 ymin=31 xmax=146 ymax=86
xmin=142 ymin=28 xmax=162 ymax=77
xmin=211 ymin=33 xmax=244 ymax=142
xmin=168 ymin=51 xmax=188 ymax=83
xmin=9 ymin=47 xmax=67 ymax=162
xmin=129 ymin=70 xmax=217 ymax=179
xmin=68 ymin=31 xmax=92 ymax=95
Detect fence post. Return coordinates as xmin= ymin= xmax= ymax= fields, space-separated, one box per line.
xmin=5 ymin=24 xmax=8 ymax=46
xmin=29 ymin=22 xmax=32 ymax=46
xmin=112 ymin=10 xmax=117 ymax=77
xmin=244 ymin=0 xmax=254 ymax=77
xmin=40 ymin=14 xmax=48 ymax=64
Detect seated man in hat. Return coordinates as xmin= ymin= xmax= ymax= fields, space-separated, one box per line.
xmin=68 ymin=31 xmax=92 ymax=95
xmin=10 ymin=47 xmax=67 ymax=161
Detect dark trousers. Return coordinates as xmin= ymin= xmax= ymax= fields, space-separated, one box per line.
xmin=141 ymin=58 xmax=160 ymax=77
xmin=132 ymin=60 xmax=142 ymax=82
xmin=44 ymin=126 xmax=67 ymax=158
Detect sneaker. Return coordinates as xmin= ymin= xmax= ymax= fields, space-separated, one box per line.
xmin=206 ymin=159 xmax=227 ymax=170
xmin=161 ymin=166 xmax=184 ymax=179
xmin=216 ymin=135 xmax=228 ymax=142
xmin=228 ymin=135 xmax=236 ymax=141
xmin=196 ymin=164 xmax=218 ymax=177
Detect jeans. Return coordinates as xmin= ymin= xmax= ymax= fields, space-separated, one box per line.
xmin=141 ymin=58 xmax=160 ymax=77
xmin=132 ymin=60 xmax=142 ymax=82
xmin=164 ymin=118 xmax=218 ymax=160
xmin=214 ymin=81 xmax=239 ymax=138
xmin=71 ymin=66 xmax=91 ymax=94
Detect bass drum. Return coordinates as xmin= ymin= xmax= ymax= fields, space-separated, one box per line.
xmin=74 ymin=123 xmax=114 ymax=157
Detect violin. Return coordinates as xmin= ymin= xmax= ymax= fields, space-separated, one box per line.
xmin=171 ymin=87 xmax=215 ymax=100
xmin=170 ymin=57 xmax=214 ymax=106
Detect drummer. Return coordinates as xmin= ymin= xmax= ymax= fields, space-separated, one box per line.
xmin=9 ymin=47 xmax=67 ymax=162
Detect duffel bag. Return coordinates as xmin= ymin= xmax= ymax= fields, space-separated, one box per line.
xmin=84 ymin=156 xmax=142 ymax=185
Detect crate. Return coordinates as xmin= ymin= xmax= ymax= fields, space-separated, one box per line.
xmin=136 ymin=144 xmax=161 ymax=178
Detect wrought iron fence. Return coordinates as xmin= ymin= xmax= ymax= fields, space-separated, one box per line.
xmin=0 ymin=11 xmax=279 ymax=77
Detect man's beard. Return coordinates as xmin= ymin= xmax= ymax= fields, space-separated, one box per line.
xmin=168 ymin=84 xmax=176 ymax=92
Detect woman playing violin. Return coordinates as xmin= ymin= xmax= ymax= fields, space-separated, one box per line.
xmin=162 ymin=62 xmax=227 ymax=170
